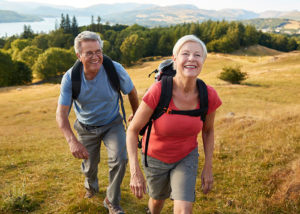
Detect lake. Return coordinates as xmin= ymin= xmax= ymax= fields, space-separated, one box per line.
xmin=0 ymin=16 xmax=92 ymax=37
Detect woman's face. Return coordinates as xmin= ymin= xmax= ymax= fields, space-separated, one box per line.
xmin=173 ymin=41 xmax=204 ymax=78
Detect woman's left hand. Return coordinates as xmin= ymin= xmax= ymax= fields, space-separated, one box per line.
xmin=201 ymin=165 xmax=213 ymax=194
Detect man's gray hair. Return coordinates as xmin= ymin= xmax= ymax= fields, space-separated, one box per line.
xmin=74 ymin=31 xmax=103 ymax=54
xmin=172 ymin=35 xmax=207 ymax=62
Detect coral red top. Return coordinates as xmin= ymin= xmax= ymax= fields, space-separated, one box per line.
xmin=142 ymin=81 xmax=222 ymax=163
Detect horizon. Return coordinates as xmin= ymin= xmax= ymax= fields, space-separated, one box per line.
xmin=5 ymin=0 xmax=300 ymax=13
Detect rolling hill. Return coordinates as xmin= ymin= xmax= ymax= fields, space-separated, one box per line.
xmin=0 ymin=49 xmax=299 ymax=213
xmin=0 ymin=10 xmax=42 ymax=23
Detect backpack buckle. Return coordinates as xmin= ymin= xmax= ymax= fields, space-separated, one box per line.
xmin=163 ymin=107 xmax=172 ymax=114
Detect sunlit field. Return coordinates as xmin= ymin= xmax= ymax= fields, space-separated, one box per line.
xmin=0 ymin=48 xmax=299 ymax=213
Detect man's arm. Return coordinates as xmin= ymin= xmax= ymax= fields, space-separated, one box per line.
xmin=56 ymin=104 xmax=89 ymax=159
xmin=127 ymin=86 xmax=139 ymax=121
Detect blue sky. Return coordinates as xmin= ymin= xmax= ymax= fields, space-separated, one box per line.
xmin=7 ymin=0 xmax=300 ymax=12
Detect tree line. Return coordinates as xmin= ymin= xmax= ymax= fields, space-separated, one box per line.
xmin=0 ymin=14 xmax=299 ymax=87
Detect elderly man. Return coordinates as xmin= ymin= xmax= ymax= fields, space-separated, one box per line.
xmin=56 ymin=31 xmax=139 ymax=214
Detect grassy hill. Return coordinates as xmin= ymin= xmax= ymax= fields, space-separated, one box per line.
xmin=0 ymin=50 xmax=299 ymax=213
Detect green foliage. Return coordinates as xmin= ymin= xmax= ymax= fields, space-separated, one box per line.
xmin=0 ymin=38 xmax=5 ymax=49
xmin=11 ymin=38 xmax=31 ymax=52
xmin=33 ymin=47 xmax=76 ymax=80
xmin=21 ymin=25 xmax=35 ymax=39
xmin=12 ymin=61 xmax=32 ymax=85
xmin=11 ymin=38 xmax=32 ymax=60
xmin=0 ymin=50 xmax=15 ymax=87
xmin=219 ymin=65 xmax=248 ymax=84
xmin=0 ymin=50 xmax=32 ymax=87
xmin=120 ymin=34 xmax=145 ymax=66
xmin=47 ymin=30 xmax=73 ymax=49
xmin=32 ymin=34 xmax=49 ymax=51
xmin=17 ymin=45 xmax=42 ymax=69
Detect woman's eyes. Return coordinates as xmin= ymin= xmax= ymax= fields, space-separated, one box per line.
xmin=181 ymin=53 xmax=202 ymax=57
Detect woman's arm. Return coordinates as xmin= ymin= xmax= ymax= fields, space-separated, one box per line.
xmin=201 ymin=111 xmax=216 ymax=194
xmin=126 ymin=101 xmax=154 ymax=199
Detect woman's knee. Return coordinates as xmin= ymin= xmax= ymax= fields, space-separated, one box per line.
xmin=173 ymin=200 xmax=193 ymax=214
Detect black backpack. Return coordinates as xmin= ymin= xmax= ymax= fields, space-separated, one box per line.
xmin=140 ymin=60 xmax=208 ymax=167
xmin=70 ymin=55 xmax=127 ymax=126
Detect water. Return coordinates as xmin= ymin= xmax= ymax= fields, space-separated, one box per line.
xmin=0 ymin=16 xmax=92 ymax=37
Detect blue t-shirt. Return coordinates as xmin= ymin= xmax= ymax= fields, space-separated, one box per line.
xmin=58 ymin=61 xmax=134 ymax=126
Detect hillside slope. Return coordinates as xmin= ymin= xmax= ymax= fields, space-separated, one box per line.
xmin=0 ymin=51 xmax=299 ymax=213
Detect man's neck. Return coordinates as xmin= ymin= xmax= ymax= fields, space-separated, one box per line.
xmin=83 ymin=69 xmax=99 ymax=80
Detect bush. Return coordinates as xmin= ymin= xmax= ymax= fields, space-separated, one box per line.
xmin=33 ymin=47 xmax=76 ymax=80
xmin=219 ymin=65 xmax=247 ymax=84
xmin=0 ymin=50 xmax=32 ymax=87
xmin=1 ymin=185 xmax=40 ymax=213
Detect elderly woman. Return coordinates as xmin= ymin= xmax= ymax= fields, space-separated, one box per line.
xmin=126 ymin=35 xmax=222 ymax=214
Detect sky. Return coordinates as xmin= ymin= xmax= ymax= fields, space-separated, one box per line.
xmin=6 ymin=0 xmax=300 ymax=13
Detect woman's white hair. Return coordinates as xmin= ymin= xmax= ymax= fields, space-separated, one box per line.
xmin=74 ymin=31 xmax=103 ymax=54
xmin=172 ymin=35 xmax=207 ymax=62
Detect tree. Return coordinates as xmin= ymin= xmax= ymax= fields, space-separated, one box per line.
xmin=11 ymin=61 xmax=32 ymax=85
xmin=17 ymin=46 xmax=43 ymax=69
xmin=0 ymin=38 xmax=5 ymax=49
xmin=11 ymin=39 xmax=31 ymax=60
xmin=33 ymin=48 xmax=76 ymax=80
xmin=48 ymin=29 xmax=73 ymax=49
xmin=71 ymin=16 xmax=79 ymax=37
xmin=21 ymin=25 xmax=34 ymax=39
xmin=244 ymin=25 xmax=259 ymax=46
xmin=0 ymin=50 xmax=32 ymax=86
xmin=156 ymin=33 xmax=174 ymax=56
xmin=120 ymin=34 xmax=145 ymax=66
xmin=60 ymin=14 xmax=66 ymax=30
xmin=32 ymin=34 xmax=49 ymax=50
xmin=97 ymin=16 xmax=102 ymax=32
xmin=11 ymin=39 xmax=31 ymax=52
xmin=65 ymin=14 xmax=71 ymax=33
xmin=0 ymin=50 xmax=16 ymax=87
xmin=286 ymin=37 xmax=298 ymax=51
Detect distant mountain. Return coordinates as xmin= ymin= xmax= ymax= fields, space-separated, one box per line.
xmin=0 ymin=10 xmax=42 ymax=23
xmin=103 ymin=5 xmax=260 ymax=27
xmin=0 ymin=0 xmax=300 ymax=29
xmin=242 ymin=18 xmax=300 ymax=34
xmin=260 ymin=10 xmax=300 ymax=21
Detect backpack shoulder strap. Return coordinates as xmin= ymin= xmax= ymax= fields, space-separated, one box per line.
xmin=196 ymin=78 xmax=208 ymax=122
xmin=102 ymin=55 xmax=121 ymax=92
xmin=71 ymin=59 xmax=83 ymax=100
xmin=152 ymin=76 xmax=173 ymax=120
xmin=102 ymin=55 xmax=127 ymax=127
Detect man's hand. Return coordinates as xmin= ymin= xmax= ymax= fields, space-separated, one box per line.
xmin=69 ymin=140 xmax=89 ymax=159
xmin=128 ymin=113 xmax=134 ymax=122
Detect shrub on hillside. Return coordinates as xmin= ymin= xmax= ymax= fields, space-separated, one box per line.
xmin=33 ymin=48 xmax=76 ymax=80
xmin=0 ymin=50 xmax=32 ymax=87
xmin=219 ymin=65 xmax=247 ymax=84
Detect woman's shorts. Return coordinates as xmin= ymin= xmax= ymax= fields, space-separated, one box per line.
xmin=142 ymin=147 xmax=199 ymax=202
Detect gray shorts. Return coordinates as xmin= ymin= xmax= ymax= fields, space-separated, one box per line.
xmin=142 ymin=148 xmax=199 ymax=202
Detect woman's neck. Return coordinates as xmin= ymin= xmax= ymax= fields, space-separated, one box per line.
xmin=173 ymin=75 xmax=197 ymax=93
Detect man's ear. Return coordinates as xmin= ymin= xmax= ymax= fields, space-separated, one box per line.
xmin=76 ymin=53 xmax=81 ymax=61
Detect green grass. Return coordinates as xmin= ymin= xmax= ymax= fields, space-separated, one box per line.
xmin=0 ymin=50 xmax=299 ymax=213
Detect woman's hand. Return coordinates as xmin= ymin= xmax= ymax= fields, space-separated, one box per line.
xmin=130 ymin=168 xmax=146 ymax=199
xmin=201 ymin=165 xmax=213 ymax=194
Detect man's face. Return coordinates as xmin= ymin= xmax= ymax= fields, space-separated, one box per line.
xmin=77 ymin=40 xmax=103 ymax=75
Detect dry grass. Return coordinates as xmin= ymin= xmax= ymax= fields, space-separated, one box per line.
xmin=0 ymin=48 xmax=299 ymax=213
